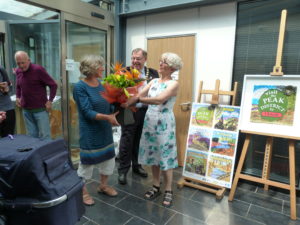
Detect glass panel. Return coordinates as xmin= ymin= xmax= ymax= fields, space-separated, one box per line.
xmin=233 ymin=0 xmax=300 ymax=187
xmin=10 ymin=21 xmax=62 ymax=139
xmin=66 ymin=21 xmax=107 ymax=163
xmin=0 ymin=0 xmax=59 ymax=20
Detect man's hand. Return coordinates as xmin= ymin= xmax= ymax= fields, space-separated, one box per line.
xmin=45 ymin=101 xmax=52 ymax=112
xmin=0 ymin=111 xmax=6 ymax=123
xmin=16 ymin=98 xmax=21 ymax=107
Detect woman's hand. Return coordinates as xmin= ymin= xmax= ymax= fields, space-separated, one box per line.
xmin=121 ymin=96 xmax=139 ymax=108
xmin=106 ymin=111 xmax=120 ymax=126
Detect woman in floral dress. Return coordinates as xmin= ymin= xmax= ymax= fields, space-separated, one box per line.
xmin=123 ymin=52 xmax=183 ymax=207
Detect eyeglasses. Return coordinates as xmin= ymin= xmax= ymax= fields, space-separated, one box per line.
xmin=131 ymin=57 xmax=143 ymax=61
xmin=159 ymin=60 xmax=169 ymax=65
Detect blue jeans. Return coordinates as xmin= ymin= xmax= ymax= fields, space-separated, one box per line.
xmin=22 ymin=110 xmax=51 ymax=140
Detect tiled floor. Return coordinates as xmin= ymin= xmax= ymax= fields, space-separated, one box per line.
xmin=76 ymin=163 xmax=300 ymax=225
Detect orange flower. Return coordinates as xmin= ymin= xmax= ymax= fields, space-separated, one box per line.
xmin=124 ymin=70 xmax=133 ymax=79
xmin=114 ymin=62 xmax=125 ymax=72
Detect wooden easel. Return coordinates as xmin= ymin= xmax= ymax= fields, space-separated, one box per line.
xmin=178 ymin=79 xmax=238 ymax=199
xmin=228 ymin=10 xmax=298 ymax=220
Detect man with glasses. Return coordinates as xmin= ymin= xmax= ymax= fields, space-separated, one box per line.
xmin=118 ymin=48 xmax=159 ymax=185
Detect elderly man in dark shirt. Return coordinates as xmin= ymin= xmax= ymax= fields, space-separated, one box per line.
xmin=15 ymin=51 xmax=57 ymax=139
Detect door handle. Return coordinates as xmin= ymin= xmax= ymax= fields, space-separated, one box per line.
xmin=179 ymin=102 xmax=191 ymax=111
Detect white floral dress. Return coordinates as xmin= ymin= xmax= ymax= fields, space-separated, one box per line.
xmin=138 ymin=78 xmax=178 ymax=170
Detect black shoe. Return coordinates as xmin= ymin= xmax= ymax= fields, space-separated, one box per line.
xmin=133 ymin=167 xmax=148 ymax=178
xmin=118 ymin=173 xmax=127 ymax=185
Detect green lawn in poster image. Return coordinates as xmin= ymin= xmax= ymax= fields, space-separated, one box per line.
xmin=250 ymin=85 xmax=296 ymax=126
xmin=184 ymin=150 xmax=208 ymax=176
xmin=192 ymin=106 xmax=214 ymax=128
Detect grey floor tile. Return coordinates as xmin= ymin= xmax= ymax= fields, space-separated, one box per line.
xmin=234 ymin=187 xmax=284 ymax=212
xmin=255 ymin=186 xmax=297 ymax=202
xmin=283 ymin=201 xmax=300 ymax=219
xmin=84 ymin=198 xmax=132 ymax=225
xmin=206 ymin=209 xmax=264 ymax=225
xmin=114 ymin=179 xmax=153 ymax=198
xmin=153 ymin=193 xmax=213 ymax=221
xmin=237 ymin=181 xmax=259 ymax=192
xmin=171 ymin=181 xmax=198 ymax=199
xmin=116 ymin=195 xmax=175 ymax=225
xmin=212 ymin=196 xmax=251 ymax=217
xmin=165 ymin=213 xmax=206 ymax=225
xmin=125 ymin=217 xmax=154 ymax=225
xmin=192 ymin=189 xmax=225 ymax=207
xmin=83 ymin=221 xmax=98 ymax=225
xmin=233 ymin=187 xmax=257 ymax=203
xmin=79 ymin=166 xmax=300 ymax=225
xmin=247 ymin=204 xmax=300 ymax=225
xmin=76 ymin=216 xmax=89 ymax=225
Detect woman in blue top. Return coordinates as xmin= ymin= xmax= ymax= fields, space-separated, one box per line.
xmin=73 ymin=55 xmax=119 ymax=206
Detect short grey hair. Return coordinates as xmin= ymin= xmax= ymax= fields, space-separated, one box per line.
xmin=79 ymin=55 xmax=105 ymax=77
xmin=132 ymin=48 xmax=147 ymax=59
xmin=161 ymin=52 xmax=183 ymax=70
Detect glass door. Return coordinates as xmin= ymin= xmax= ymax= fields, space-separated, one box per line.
xmin=62 ymin=15 xmax=110 ymax=164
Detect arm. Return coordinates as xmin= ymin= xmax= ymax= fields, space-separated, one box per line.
xmin=139 ymin=81 xmax=179 ymax=105
xmin=73 ymin=84 xmax=119 ymax=126
xmin=122 ymin=79 xmax=155 ymax=107
xmin=39 ymin=67 xmax=58 ymax=102
xmin=39 ymin=67 xmax=58 ymax=111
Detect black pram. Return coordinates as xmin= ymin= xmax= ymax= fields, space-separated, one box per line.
xmin=0 ymin=135 xmax=85 ymax=225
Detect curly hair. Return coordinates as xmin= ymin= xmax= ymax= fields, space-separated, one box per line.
xmin=79 ymin=55 xmax=105 ymax=77
xmin=161 ymin=52 xmax=183 ymax=71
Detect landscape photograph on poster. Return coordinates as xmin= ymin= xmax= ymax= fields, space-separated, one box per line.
xmin=184 ymin=150 xmax=208 ymax=176
xmin=187 ymin=127 xmax=211 ymax=151
xmin=210 ymin=130 xmax=237 ymax=157
xmin=214 ymin=106 xmax=240 ymax=132
xmin=191 ymin=103 xmax=214 ymax=128
xmin=207 ymin=155 xmax=232 ymax=184
xmin=250 ymin=85 xmax=296 ymax=126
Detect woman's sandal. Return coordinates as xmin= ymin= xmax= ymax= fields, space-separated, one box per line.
xmin=83 ymin=193 xmax=95 ymax=206
xmin=144 ymin=185 xmax=161 ymax=200
xmin=162 ymin=190 xmax=173 ymax=207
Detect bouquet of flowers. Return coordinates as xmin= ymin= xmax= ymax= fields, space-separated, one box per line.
xmin=100 ymin=62 xmax=144 ymax=125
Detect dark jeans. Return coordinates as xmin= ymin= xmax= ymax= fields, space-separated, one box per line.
xmin=0 ymin=109 xmax=16 ymax=137
xmin=118 ymin=107 xmax=147 ymax=174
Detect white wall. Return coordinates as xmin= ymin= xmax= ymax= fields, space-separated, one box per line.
xmin=126 ymin=2 xmax=237 ymax=103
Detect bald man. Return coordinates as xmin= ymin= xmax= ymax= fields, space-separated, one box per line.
xmin=15 ymin=51 xmax=57 ymax=139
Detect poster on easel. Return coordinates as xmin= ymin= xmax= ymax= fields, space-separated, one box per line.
xmin=183 ymin=103 xmax=241 ymax=188
xmin=239 ymin=75 xmax=300 ymax=139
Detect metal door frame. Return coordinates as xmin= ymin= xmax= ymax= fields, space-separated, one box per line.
xmin=60 ymin=12 xmax=113 ymax=144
